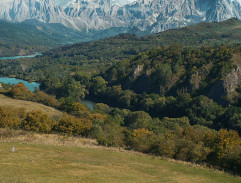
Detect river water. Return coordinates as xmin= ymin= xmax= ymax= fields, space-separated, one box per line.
xmin=0 ymin=77 xmax=96 ymax=110
xmin=0 ymin=52 xmax=42 ymax=60
xmin=0 ymin=53 xmax=96 ymax=110
xmin=0 ymin=77 xmax=40 ymax=92
xmin=80 ymin=99 xmax=96 ymax=111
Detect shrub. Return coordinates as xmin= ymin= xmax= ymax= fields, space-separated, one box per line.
xmin=131 ymin=128 xmax=155 ymax=152
xmin=9 ymin=83 xmax=32 ymax=100
xmin=56 ymin=114 xmax=92 ymax=136
xmin=0 ymin=106 xmax=25 ymax=128
xmin=23 ymin=110 xmax=53 ymax=133
xmin=32 ymin=91 xmax=60 ymax=107
xmin=94 ymin=116 xmax=124 ymax=147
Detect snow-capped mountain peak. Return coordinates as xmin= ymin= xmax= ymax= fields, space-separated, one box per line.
xmin=111 ymin=0 xmax=136 ymax=6
xmin=0 ymin=0 xmax=240 ymax=33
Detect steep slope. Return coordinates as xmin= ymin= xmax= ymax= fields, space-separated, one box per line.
xmin=64 ymin=0 xmax=125 ymax=31
xmin=0 ymin=0 xmax=240 ymax=33
xmin=0 ymin=0 xmax=78 ymax=29
xmin=0 ymin=20 xmax=56 ymax=45
xmin=58 ymin=0 xmax=241 ymax=32
xmin=45 ymin=18 xmax=241 ymax=63
xmin=146 ymin=0 xmax=241 ymax=32
xmin=0 ymin=20 xmax=90 ymax=56
xmin=0 ymin=18 xmax=146 ymax=56
xmin=0 ymin=94 xmax=62 ymax=117
xmin=0 ymin=20 xmax=57 ymax=56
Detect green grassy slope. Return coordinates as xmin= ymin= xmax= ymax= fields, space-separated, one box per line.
xmin=0 ymin=94 xmax=62 ymax=117
xmin=0 ymin=20 xmax=57 ymax=56
xmin=0 ymin=140 xmax=240 ymax=183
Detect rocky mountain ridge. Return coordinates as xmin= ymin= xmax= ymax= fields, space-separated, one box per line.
xmin=0 ymin=0 xmax=240 ymax=33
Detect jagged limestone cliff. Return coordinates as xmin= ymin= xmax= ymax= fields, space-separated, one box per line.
xmin=0 ymin=0 xmax=240 ymax=33
xmin=208 ymin=66 xmax=241 ymax=105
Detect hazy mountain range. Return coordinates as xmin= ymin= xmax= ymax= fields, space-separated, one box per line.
xmin=0 ymin=0 xmax=240 ymax=33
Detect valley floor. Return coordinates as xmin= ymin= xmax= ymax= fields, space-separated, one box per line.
xmin=0 ymin=129 xmax=240 ymax=183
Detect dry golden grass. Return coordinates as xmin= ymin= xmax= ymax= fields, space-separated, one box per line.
xmin=0 ymin=94 xmax=62 ymax=117
xmin=0 ymin=128 xmax=98 ymax=149
xmin=0 ymin=128 xmax=240 ymax=183
xmin=0 ymin=128 xmax=133 ymax=154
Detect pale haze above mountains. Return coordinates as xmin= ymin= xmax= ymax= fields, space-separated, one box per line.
xmin=0 ymin=0 xmax=240 ymax=34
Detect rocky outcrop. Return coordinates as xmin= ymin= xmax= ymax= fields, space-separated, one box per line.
xmin=129 ymin=65 xmax=144 ymax=81
xmin=189 ymin=73 xmax=202 ymax=92
xmin=123 ymin=65 xmax=153 ymax=93
xmin=208 ymin=66 xmax=241 ymax=105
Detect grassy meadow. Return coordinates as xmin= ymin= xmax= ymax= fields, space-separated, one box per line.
xmin=0 ymin=129 xmax=240 ymax=183
xmin=0 ymin=94 xmax=62 ymax=117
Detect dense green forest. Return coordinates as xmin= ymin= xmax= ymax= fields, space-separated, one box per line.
xmin=37 ymin=45 xmax=241 ymax=132
xmin=0 ymin=18 xmax=241 ymax=174
xmin=1 ymin=18 xmax=240 ymax=78
xmin=43 ymin=18 xmax=241 ymax=68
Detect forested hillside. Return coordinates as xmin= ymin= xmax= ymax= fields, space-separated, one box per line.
xmin=103 ymin=46 xmax=238 ymax=103
xmin=0 ymin=20 xmax=57 ymax=56
xmin=0 ymin=18 xmax=241 ymax=175
xmin=0 ymin=20 xmax=126 ymax=57
xmin=44 ymin=18 xmax=241 ymax=65
xmin=1 ymin=18 xmax=240 ymax=79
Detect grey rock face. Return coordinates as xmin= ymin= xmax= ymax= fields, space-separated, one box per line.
xmin=0 ymin=0 xmax=78 ymax=29
xmin=224 ymin=66 xmax=241 ymax=94
xmin=125 ymin=0 xmax=241 ymax=33
xmin=0 ymin=0 xmax=240 ymax=32
xmin=208 ymin=66 xmax=241 ymax=105
xmin=130 ymin=65 xmax=144 ymax=81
